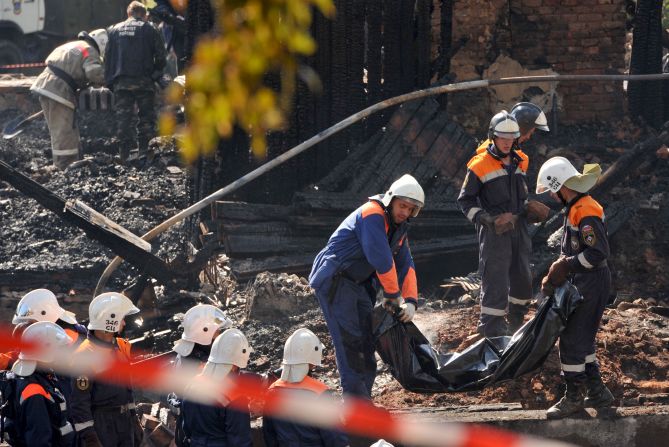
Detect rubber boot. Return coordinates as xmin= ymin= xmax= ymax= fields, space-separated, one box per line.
xmin=546 ymin=378 xmax=585 ymax=420
xmin=507 ymin=302 xmax=529 ymax=335
xmin=584 ymin=371 xmax=615 ymax=408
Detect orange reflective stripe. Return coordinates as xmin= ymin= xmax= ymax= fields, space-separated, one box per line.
xmin=20 ymin=383 xmax=52 ymax=403
xmin=467 ymin=153 xmax=504 ymax=181
xmin=401 ymin=266 xmax=417 ymax=299
xmin=64 ymin=329 xmax=80 ymax=345
xmin=569 ymin=196 xmax=604 ymax=226
xmin=271 ymin=376 xmax=329 ymax=395
xmin=377 ymin=262 xmax=400 ymax=295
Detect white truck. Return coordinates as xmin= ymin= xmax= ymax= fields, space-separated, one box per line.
xmin=0 ymin=0 xmax=128 ymax=67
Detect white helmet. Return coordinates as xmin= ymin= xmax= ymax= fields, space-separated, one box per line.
xmin=12 ymin=322 xmax=72 ymax=377
xmin=536 ymin=156 xmax=602 ymax=194
xmin=380 ymin=174 xmax=425 ymax=217
xmin=282 ymin=328 xmax=324 ymax=366
xmin=207 ymin=328 xmax=253 ymax=367
xmin=172 ymin=305 xmax=233 ymax=357
xmin=89 ymin=28 xmax=108 ymax=56
xmin=488 ymin=110 xmax=521 ymax=140
xmin=88 ymin=292 xmax=140 ymax=332
xmin=13 ymin=289 xmax=78 ymax=325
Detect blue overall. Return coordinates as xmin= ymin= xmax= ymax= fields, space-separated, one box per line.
xmin=557 ymin=195 xmax=611 ymax=382
xmin=309 ymin=198 xmax=417 ymax=399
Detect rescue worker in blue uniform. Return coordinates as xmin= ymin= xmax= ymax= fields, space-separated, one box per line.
xmin=105 ymin=1 xmax=167 ymax=161
xmin=263 ymin=328 xmax=350 ymax=447
xmin=536 ymin=157 xmax=615 ymax=419
xmin=11 ymin=288 xmax=88 ymax=401
xmin=69 ymin=292 xmax=140 ymax=447
xmin=181 ymin=328 xmax=254 ymax=447
xmin=10 ymin=321 xmax=75 ymax=447
xmin=458 ymin=111 xmax=550 ymax=337
xmin=169 ymin=304 xmax=233 ymax=447
xmin=309 ymin=174 xmax=425 ymax=399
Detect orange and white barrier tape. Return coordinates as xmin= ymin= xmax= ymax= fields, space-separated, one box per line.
xmin=0 ymin=62 xmax=46 ymax=70
xmin=0 ymin=327 xmax=574 ymax=447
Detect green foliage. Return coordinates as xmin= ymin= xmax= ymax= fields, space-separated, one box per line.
xmin=664 ymin=0 xmax=669 ymax=29
xmin=161 ymin=0 xmax=335 ymax=163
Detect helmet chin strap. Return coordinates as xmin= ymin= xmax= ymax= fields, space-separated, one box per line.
xmin=557 ymin=190 xmax=567 ymax=206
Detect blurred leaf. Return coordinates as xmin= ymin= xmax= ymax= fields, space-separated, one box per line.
xmin=167 ymin=0 xmax=335 ymax=163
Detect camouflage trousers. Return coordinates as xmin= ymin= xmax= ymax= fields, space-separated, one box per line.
xmin=114 ymin=88 xmax=156 ymax=160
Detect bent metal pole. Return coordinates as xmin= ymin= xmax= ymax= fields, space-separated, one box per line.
xmin=94 ymin=72 xmax=669 ymax=295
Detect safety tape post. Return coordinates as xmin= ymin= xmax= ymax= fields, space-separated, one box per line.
xmin=0 ymin=62 xmax=46 ymax=70
xmin=0 ymin=325 xmax=576 ymax=447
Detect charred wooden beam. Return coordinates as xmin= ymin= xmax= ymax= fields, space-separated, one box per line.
xmin=0 ymin=160 xmax=174 ymax=283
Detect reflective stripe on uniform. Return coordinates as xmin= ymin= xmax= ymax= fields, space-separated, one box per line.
xmin=508 ymin=296 xmax=530 ymax=305
xmin=60 ymin=401 xmax=67 ymax=411
xmin=561 ymin=362 xmax=586 ymax=373
xmin=480 ymin=306 xmax=507 ymax=316
xmin=52 ymin=148 xmax=79 ymax=156
xmin=514 ymin=167 xmax=526 ymax=176
xmin=60 ymin=422 xmax=74 ymax=436
xmin=467 ymin=207 xmax=482 ymax=222
xmin=585 ymin=353 xmax=597 ymax=363
xmin=480 ymin=169 xmax=507 ymax=184
xmin=74 ymin=420 xmax=94 ymax=431
xmin=577 ymin=252 xmax=594 ymax=269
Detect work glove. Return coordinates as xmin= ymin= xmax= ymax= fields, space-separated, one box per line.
xmin=382 ymin=295 xmax=401 ymax=315
xmin=80 ymin=429 xmax=103 ymax=447
xmin=541 ymin=257 xmax=573 ymax=296
xmin=493 ymin=212 xmax=518 ymax=235
xmin=525 ymin=200 xmax=551 ymax=224
xmin=398 ymin=301 xmax=416 ymax=323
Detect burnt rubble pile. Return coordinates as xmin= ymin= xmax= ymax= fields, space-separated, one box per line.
xmin=0 ymin=110 xmax=189 ymax=289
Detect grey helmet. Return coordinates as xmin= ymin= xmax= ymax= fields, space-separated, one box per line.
xmin=510 ymin=102 xmax=549 ymax=135
xmin=488 ymin=110 xmax=521 ymax=140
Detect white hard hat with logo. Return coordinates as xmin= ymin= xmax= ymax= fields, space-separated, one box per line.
xmin=12 ymin=321 xmax=72 ymax=377
xmin=13 ymin=288 xmax=78 ymax=325
xmin=88 ymin=292 xmax=140 ymax=333
xmin=379 ymin=174 xmax=425 ymax=217
xmin=536 ymin=156 xmax=602 ymax=194
xmin=172 ymin=304 xmax=233 ymax=357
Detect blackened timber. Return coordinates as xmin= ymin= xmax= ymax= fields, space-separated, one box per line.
xmin=0 ymin=160 xmax=174 ymax=283
xmin=291 ymin=191 xmax=461 ymax=214
xmin=415 ymin=0 xmax=431 ymax=88
xmin=348 ymin=98 xmax=425 ymax=193
xmin=223 ymin=235 xmax=326 ymax=257
xmin=228 ymin=235 xmax=478 ymax=281
xmin=364 ymin=98 xmax=439 ymax=194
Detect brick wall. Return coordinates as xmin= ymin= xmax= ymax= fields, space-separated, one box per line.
xmin=447 ymin=0 xmax=628 ymax=131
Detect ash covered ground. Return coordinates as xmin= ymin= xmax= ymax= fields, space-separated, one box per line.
xmin=1 ymin=106 xmax=669 ymax=412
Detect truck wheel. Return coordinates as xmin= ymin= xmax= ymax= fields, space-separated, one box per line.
xmin=0 ymin=40 xmax=23 ymax=67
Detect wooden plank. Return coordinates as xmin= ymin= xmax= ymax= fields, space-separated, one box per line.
xmin=0 ymin=160 xmax=174 ymax=283
xmin=213 ymin=201 xmax=291 ymax=221
xmin=293 ymin=190 xmax=462 ymax=214
xmin=0 ymin=76 xmax=35 ymax=93
xmin=223 ymin=234 xmax=327 ymax=257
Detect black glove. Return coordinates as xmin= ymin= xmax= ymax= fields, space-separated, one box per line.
xmin=478 ymin=212 xmax=495 ymax=229
xmin=383 ymin=295 xmax=401 ymax=315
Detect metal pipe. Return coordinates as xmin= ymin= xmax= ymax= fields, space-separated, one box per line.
xmin=94 ymin=72 xmax=669 ymax=295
